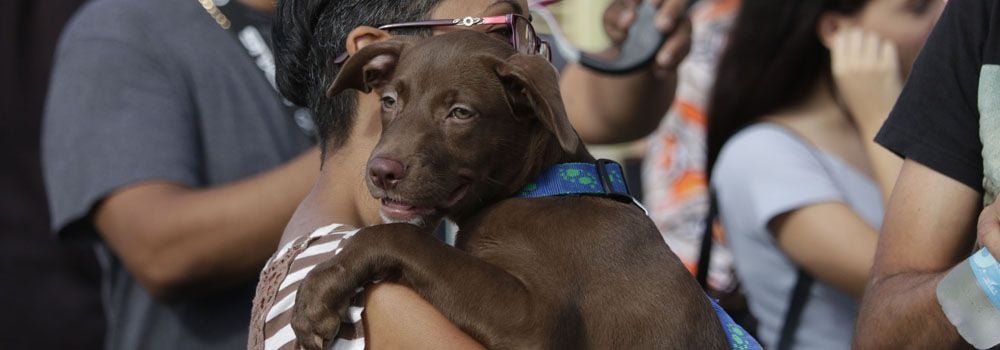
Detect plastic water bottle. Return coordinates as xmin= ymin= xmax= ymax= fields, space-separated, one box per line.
xmin=937 ymin=248 xmax=1000 ymax=349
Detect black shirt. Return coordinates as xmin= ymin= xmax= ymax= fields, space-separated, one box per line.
xmin=875 ymin=0 xmax=1000 ymax=194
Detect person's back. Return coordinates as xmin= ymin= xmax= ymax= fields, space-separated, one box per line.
xmin=44 ymin=0 xmax=314 ymax=348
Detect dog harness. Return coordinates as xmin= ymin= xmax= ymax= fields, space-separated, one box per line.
xmin=515 ymin=159 xmax=648 ymax=214
xmin=516 ymin=160 xmax=762 ymax=350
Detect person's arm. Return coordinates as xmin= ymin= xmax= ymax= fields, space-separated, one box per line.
xmin=763 ymin=28 xmax=913 ymax=297
xmin=363 ymin=283 xmax=486 ymax=350
xmin=94 ymin=147 xmax=319 ymax=299
xmin=769 ymin=203 xmax=878 ymax=298
xmin=854 ymin=159 xmax=981 ymax=349
xmin=714 ymin=127 xmax=880 ymax=298
xmin=41 ymin=7 xmax=323 ymax=300
xmin=559 ymin=0 xmax=691 ymax=144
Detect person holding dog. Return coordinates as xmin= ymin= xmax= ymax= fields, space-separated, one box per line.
xmin=44 ymin=0 xmax=686 ymax=348
xmin=250 ymin=0 xmax=696 ymax=348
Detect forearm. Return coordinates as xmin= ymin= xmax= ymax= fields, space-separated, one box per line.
xmin=855 ymin=271 xmax=965 ymax=349
xmin=159 ymin=149 xmax=319 ymax=290
xmin=560 ymin=63 xmax=676 ymax=144
xmin=854 ymin=160 xmax=982 ymax=349
xmin=364 ymin=283 xmax=486 ymax=350
xmin=97 ymin=147 xmax=320 ymax=297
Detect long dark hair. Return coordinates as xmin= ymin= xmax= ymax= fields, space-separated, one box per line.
xmin=705 ymin=0 xmax=866 ymax=172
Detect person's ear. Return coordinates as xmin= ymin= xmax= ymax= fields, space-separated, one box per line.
xmin=346 ymin=26 xmax=392 ymax=55
xmin=817 ymin=12 xmax=855 ymax=49
xmin=327 ymin=38 xmax=409 ymax=97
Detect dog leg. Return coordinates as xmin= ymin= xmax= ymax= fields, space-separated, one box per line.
xmin=291 ymin=223 xmax=539 ymax=350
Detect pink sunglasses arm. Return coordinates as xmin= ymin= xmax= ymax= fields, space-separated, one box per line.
xmin=479 ymin=15 xmax=512 ymax=25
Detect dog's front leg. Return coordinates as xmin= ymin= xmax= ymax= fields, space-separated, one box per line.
xmin=291 ymin=223 xmax=536 ymax=350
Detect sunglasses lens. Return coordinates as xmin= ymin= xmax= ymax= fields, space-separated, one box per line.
xmin=516 ymin=16 xmax=536 ymax=56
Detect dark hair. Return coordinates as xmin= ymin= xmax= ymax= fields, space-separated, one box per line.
xmin=273 ymin=0 xmax=444 ymax=151
xmin=705 ymin=0 xmax=866 ymax=172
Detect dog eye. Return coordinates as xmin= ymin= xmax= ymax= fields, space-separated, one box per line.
xmin=448 ymin=106 xmax=476 ymax=120
xmin=381 ymin=96 xmax=397 ymax=110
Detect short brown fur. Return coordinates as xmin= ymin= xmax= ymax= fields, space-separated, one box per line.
xmin=291 ymin=30 xmax=727 ymax=350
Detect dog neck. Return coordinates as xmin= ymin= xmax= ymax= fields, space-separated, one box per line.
xmin=448 ymin=129 xmax=592 ymax=226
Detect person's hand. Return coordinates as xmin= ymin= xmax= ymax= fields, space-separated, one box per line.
xmin=830 ymin=27 xmax=903 ymax=133
xmin=979 ymin=196 xmax=1000 ymax=257
xmin=602 ymin=0 xmax=692 ymax=77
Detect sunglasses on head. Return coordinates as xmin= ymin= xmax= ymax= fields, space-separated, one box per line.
xmin=335 ymin=14 xmax=551 ymax=65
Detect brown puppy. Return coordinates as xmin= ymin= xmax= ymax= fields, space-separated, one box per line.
xmin=291 ymin=30 xmax=727 ymax=349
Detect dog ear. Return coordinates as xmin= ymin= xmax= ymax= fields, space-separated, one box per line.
xmin=327 ymin=39 xmax=409 ymax=97
xmin=490 ymin=53 xmax=581 ymax=153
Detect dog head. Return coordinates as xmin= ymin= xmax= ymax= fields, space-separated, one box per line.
xmin=329 ymin=30 xmax=584 ymax=226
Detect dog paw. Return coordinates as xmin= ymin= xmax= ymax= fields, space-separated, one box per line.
xmin=290 ymin=262 xmax=357 ymax=350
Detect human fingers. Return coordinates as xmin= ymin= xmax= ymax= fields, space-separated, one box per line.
xmin=654 ymin=0 xmax=687 ymax=33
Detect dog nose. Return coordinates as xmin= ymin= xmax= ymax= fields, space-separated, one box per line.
xmin=369 ymin=157 xmax=406 ymax=190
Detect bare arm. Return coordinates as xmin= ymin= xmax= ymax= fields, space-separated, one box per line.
xmin=560 ymin=62 xmax=679 ymax=144
xmin=854 ymin=159 xmax=980 ymax=349
xmin=770 ymin=203 xmax=879 ymax=298
xmin=559 ymin=0 xmax=691 ymax=144
xmin=363 ymin=283 xmax=486 ymax=350
xmin=95 ymin=147 xmax=320 ymax=299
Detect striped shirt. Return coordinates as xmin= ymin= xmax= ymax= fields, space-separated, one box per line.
xmin=249 ymin=224 xmax=367 ymax=350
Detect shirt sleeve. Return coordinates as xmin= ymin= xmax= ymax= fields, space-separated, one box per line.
xmin=713 ymin=126 xmax=843 ymax=234
xmin=42 ymin=3 xmax=199 ymax=237
xmin=874 ymin=0 xmax=989 ymax=192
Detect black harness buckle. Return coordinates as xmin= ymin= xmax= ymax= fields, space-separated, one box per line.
xmin=594 ymin=158 xmax=636 ymax=203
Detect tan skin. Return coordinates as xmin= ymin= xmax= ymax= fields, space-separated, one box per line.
xmin=753 ymin=0 xmax=941 ymax=302
xmin=852 ymin=1 xmax=1000 ymax=348
xmin=280 ymin=0 xmax=691 ymax=348
xmin=853 ymin=161 xmax=980 ymax=349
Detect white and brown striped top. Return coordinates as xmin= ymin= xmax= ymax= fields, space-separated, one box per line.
xmin=248 ymin=224 xmax=367 ymax=350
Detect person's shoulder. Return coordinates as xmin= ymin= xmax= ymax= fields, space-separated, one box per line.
xmin=716 ymin=124 xmax=808 ymax=169
xmin=712 ymin=123 xmax=823 ymax=190
xmin=61 ymin=0 xmax=189 ymax=44
xmin=939 ymin=0 xmax=995 ymax=26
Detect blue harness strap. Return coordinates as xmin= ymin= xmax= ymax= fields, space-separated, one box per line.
xmin=516 ymin=160 xmax=761 ymax=350
xmin=711 ymin=297 xmax=763 ymax=350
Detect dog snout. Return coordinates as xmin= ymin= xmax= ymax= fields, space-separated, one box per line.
xmin=369 ymin=157 xmax=406 ymax=190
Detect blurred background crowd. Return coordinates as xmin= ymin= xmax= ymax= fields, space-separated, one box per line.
xmin=4 ymin=0 xmax=999 ymax=349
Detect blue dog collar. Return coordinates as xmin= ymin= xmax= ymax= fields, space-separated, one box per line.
xmin=516 ymin=159 xmax=647 ymax=214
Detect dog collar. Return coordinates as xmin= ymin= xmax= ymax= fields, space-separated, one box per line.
xmin=516 ymin=159 xmax=648 ymax=214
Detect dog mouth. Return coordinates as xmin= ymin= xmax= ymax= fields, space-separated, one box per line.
xmin=378 ymin=182 xmax=470 ymax=223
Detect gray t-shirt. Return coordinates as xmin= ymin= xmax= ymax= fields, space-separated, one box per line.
xmin=42 ymin=0 xmax=313 ymax=349
xmin=711 ymin=124 xmax=883 ymax=350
